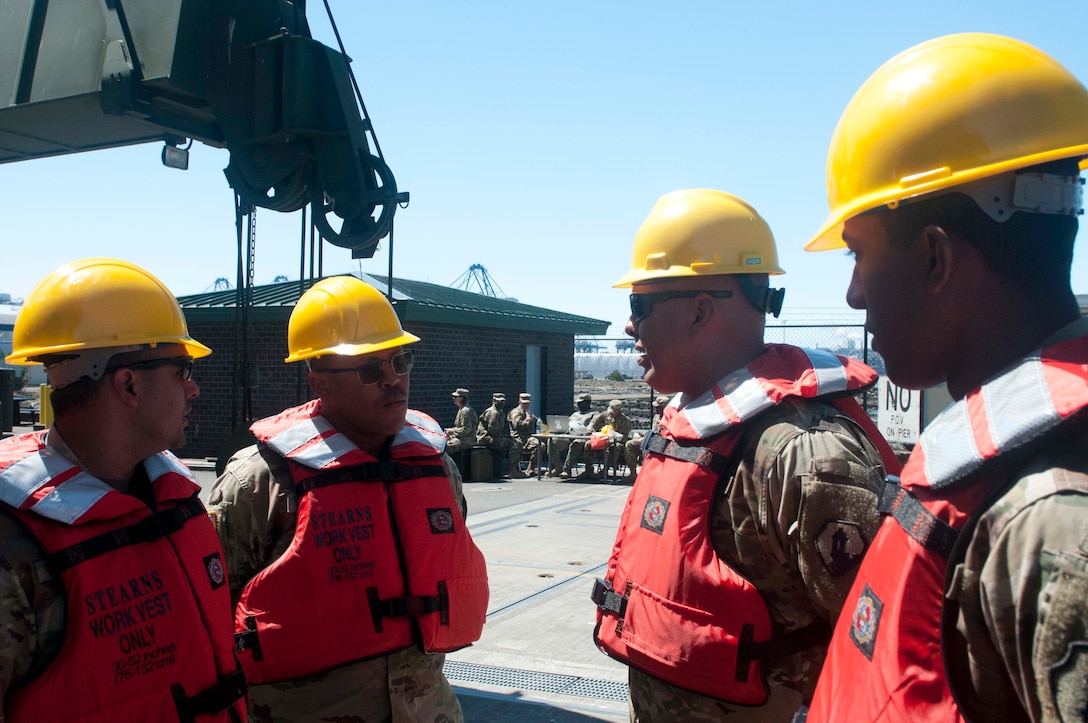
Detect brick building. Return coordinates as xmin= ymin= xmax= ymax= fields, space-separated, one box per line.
xmin=175 ymin=273 xmax=608 ymax=461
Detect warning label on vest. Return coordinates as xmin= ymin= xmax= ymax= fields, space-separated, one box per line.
xmin=84 ymin=570 xmax=178 ymax=685
xmin=310 ymin=505 xmax=379 ymax=584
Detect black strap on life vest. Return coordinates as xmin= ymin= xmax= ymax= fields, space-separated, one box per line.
xmin=49 ymin=496 xmax=208 ymax=572
xmin=171 ymin=668 xmax=247 ymax=723
xmin=736 ymin=617 xmax=833 ymax=663
xmin=877 ymin=476 xmax=959 ymax=558
xmin=641 ymin=432 xmax=731 ymax=475
xmin=294 ymin=461 xmax=448 ymax=494
xmin=366 ymin=581 xmax=450 ymax=632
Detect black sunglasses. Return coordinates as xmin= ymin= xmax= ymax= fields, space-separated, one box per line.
xmin=104 ymin=356 xmax=195 ymax=381
xmin=629 ymin=290 xmax=734 ymax=323
xmin=316 ymin=350 xmax=414 ymax=385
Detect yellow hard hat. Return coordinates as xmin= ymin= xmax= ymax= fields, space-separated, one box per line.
xmin=6 ymin=258 xmax=211 ymax=367
xmin=285 ymin=275 xmax=420 ymax=363
xmin=614 ymin=189 xmax=784 ymax=288
xmin=807 ymin=33 xmax=1088 ymax=251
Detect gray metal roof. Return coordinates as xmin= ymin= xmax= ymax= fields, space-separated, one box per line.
xmin=178 ymin=273 xmax=610 ymax=335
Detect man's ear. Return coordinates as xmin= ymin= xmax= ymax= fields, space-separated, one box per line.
xmin=690 ymin=293 xmax=717 ymax=332
xmin=107 ymin=368 xmax=141 ymax=408
xmin=920 ymin=225 xmax=958 ymax=295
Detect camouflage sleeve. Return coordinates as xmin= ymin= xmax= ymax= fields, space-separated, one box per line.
xmin=720 ymin=400 xmax=885 ymax=630
xmin=206 ymin=445 xmax=297 ymax=604
xmin=956 ymin=475 xmax=1088 ymax=722
xmin=0 ymin=514 xmax=66 ymax=716
xmin=613 ymin=414 xmax=633 ymax=440
xmin=771 ymin=424 xmax=884 ymax=620
xmin=441 ymin=453 xmax=468 ymax=519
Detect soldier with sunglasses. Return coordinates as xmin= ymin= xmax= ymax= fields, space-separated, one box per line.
xmin=208 ymin=275 xmax=488 ymax=722
xmin=0 ymin=258 xmax=247 ymax=721
xmin=591 ymin=190 xmax=900 ymax=721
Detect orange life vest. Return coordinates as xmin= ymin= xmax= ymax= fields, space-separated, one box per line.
xmin=593 ymin=345 xmax=898 ymax=704
xmin=0 ymin=432 xmax=247 ymax=723
xmin=233 ymin=401 xmax=489 ymax=685
xmin=806 ymin=336 xmax=1088 ymax=722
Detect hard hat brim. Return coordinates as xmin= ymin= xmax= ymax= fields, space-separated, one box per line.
xmin=284 ymin=329 xmax=420 ymax=364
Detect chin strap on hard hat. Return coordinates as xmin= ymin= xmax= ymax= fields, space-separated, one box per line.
xmin=736 ymin=275 xmax=785 ymax=318
xmin=958 ymin=171 xmax=1084 ymax=223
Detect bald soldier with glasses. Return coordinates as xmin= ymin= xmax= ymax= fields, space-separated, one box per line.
xmin=592 ymin=190 xmax=899 ymax=722
xmin=208 ymin=276 xmax=488 ymax=722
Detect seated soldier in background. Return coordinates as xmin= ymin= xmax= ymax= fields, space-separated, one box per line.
xmin=445 ymin=387 xmax=478 ymax=456
xmin=508 ymin=392 xmax=540 ymax=476
xmin=477 ymin=392 xmax=524 ymax=479
xmin=558 ymin=393 xmax=596 ymax=478
xmin=584 ymin=399 xmax=633 ymax=480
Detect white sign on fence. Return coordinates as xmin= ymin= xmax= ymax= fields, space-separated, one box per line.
xmin=876 ymin=375 xmax=921 ymax=444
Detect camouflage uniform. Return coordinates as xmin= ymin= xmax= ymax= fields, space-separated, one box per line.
xmin=628 ymin=396 xmax=887 ymax=722
xmin=508 ymin=407 xmax=540 ymax=473
xmin=946 ymin=433 xmax=1088 ymax=722
xmin=445 ymin=404 xmax=478 ymax=456
xmin=587 ymin=409 xmax=633 ymax=476
xmin=207 ymin=443 xmax=468 ymax=723
xmin=476 ymin=403 xmax=521 ymax=477
xmin=559 ymin=409 xmax=598 ymax=476
xmin=0 ymin=501 xmax=67 ymax=716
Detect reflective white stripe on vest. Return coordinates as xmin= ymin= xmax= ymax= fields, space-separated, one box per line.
xmin=0 ymin=451 xmax=112 ymax=524
xmin=288 ymin=430 xmax=357 ymax=470
xmin=920 ymin=355 xmax=1060 ymax=487
xmin=400 ymin=411 xmax=446 ymax=453
xmin=919 ymin=402 xmax=981 ymax=485
xmin=144 ymin=451 xmax=196 ymax=483
xmin=267 ymin=415 xmax=334 ymax=458
xmin=983 ymin=354 xmax=1057 ymax=450
xmin=801 ymin=347 xmax=850 ymax=396
xmin=681 ymin=367 xmax=773 ymax=440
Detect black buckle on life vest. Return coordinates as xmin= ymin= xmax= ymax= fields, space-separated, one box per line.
xmin=877 ymin=476 xmax=959 ymax=558
xmin=367 ymin=582 xmax=450 ymax=632
xmin=590 ymin=578 xmax=628 ymax=618
xmin=233 ymin=615 xmax=263 ymax=661
xmin=171 ymin=668 xmax=247 ymax=723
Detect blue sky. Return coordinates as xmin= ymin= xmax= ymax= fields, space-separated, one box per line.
xmin=2 ymin=1 xmax=1086 ymax=336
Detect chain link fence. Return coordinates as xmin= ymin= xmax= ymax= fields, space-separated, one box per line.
xmin=574 ymin=326 xmax=884 ymax=429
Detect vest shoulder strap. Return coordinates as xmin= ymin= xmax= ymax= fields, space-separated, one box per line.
xmin=49 ymin=496 xmax=208 ymax=571
xmin=641 ymin=432 xmax=730 ymax=474
xmin=877 ymin=477 xmax=959 ymax=558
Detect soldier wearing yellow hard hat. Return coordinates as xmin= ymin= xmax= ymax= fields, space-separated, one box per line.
xmin=592 ymin=191 xmax=898 ymax=720
xmin=208 ymin=275 xmax=488 ymax=721
xmin=801 ymin=34 xmax=1088 ymax=723
xmin=0 ymin=258 xmax=247 ymax=720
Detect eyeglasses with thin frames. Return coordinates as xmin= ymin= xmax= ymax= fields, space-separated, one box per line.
xmin=315 ymin=350 xmax=414 ymax=385
xmin=104 ymin=356 xmax=195 ymax=381
xmin=629 ymin=290 xmax=734 ymax=323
